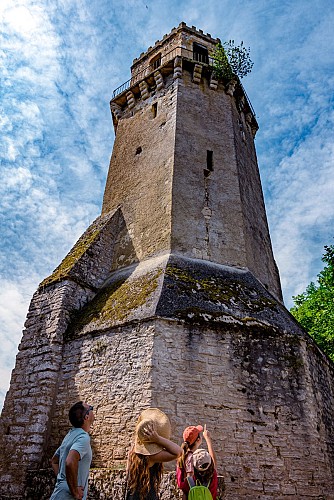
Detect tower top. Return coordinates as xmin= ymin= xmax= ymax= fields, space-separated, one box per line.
xmin=103 ymin=23 xmax=281 ymax=300
xmin=132 ymin=21 xmax=219 ymax=67
xmin=111 ymin=22 xmax=258 ymax=136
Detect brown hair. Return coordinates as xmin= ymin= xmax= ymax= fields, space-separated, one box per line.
xmin=127 ymin=450 xmax=163 ymax=500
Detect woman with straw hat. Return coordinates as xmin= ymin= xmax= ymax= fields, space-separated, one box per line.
xmin=125 ymin=408 xmax=182 ymax=500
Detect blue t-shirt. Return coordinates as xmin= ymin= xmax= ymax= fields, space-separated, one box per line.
xmin=50 ymin=427 xmax=92 ymax=500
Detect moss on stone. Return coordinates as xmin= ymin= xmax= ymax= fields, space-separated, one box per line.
xmin=71 ymin=268 xmax=162 ymax=334
xmin=40 ymin=228 xmax=101 ymax=288
xmin=165 ymin=264 xmax=277 ymax=311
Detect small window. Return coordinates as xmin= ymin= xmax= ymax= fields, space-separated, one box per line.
xmin=207 ymin=150 xmax=213 ymax=171
xmin=151 ymin=53 xmax=161 ymax=71
xmin=136 ymin=146 xmax=142 ymax=155
xmin=152 ymin=102 xmax=158 ymax=118
xmin=193 ymin=43 xmax=209 ymax=64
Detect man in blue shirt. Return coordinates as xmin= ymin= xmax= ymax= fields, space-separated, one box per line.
xmin=50 ymin=401 xmax=95 ymax=500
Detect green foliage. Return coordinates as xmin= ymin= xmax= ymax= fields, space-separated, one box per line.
xmin=212 ymin=40 xmax=253 ymax=81
xmin=290 ymin=244 xmax=334 ymax=361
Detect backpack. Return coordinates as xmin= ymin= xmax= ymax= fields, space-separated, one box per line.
xmin=187 ymin=477 xmax=213 ymax=500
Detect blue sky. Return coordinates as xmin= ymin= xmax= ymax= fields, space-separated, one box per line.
xmin=1 ymin=0 xmax=333 ymax=409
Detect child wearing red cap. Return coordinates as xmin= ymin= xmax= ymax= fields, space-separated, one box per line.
xmin=176 ymin=425 xmax=217 ymax=499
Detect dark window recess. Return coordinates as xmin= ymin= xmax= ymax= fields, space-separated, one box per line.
xmin=193 ymin=43 xmax=209 ymax=64
xmin=136 ymin=146 xmax=142 ymax=155
xmin=207 ymin=150 xmax=213 ymax=171
xmin=152 ymin=102 xmax=158 ymax=118
xmin=204 ymin=150 xmax=213 ymax=177
xmin=151 ymin=53 xmax=161 ymax=70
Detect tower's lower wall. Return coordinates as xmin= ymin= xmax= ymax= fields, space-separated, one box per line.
xmin=41 ymin=317 xmax=334 ymax=498
xmin=24 ymin=469 xmax=225 ymax=500
xmin=0 ymin=281 xmax=95 ymax=498
xmin=2 ymin=252 xmax=334 ymax=498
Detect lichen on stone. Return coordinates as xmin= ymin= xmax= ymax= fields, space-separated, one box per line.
xmin=69 ymin=268 xmax=162 ymax=335
xmin=165 ymin=264 xmax=277 ymax=311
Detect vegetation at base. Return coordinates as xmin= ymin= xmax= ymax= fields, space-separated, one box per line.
xmin=290 ymin=244 xmax=334 ymax=362
xmin=212 ymin=40 xmax=253 ymax=81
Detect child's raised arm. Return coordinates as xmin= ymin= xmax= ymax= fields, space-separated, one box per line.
xmin=203 ymin=425 xmax=217 ymax=468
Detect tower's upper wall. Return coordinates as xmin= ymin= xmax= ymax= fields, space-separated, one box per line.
xmin=130 ymin=22 xmax=219 ymax=85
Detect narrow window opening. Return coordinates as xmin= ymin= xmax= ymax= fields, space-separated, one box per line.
xmin=136 ymin=146 xmax=142 ymax=155
xmin=152 ymin=102 xmax=158 ymax=118
xmin=151 ymin=53 xmax=161 ymax=71
xmin=207 ymin=150 xmax=213 ymax=171
xmin=193 ymin=43 xmax=209 ymax=64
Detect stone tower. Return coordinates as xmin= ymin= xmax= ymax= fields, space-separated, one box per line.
xmin=1 ymin=23 xmax=334 ymax=499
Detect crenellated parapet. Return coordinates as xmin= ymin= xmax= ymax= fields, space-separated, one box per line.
xmin=109 ymin=22 xmax=258 ymax=136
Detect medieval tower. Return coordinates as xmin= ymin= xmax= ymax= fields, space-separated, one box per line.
xmin=1 ymin=23 xmax=334 ymax=499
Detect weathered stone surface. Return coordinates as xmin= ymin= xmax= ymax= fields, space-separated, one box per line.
xmin=23 ymin=469 xmax=224 ymax=500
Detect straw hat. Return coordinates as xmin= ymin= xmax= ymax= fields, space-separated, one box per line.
xmin=134 ymin=408 xmax=171 ymax=455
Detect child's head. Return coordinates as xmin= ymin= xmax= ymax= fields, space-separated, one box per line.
xmin=182 ymin=425 xmax=203 ymax=448
xmin=193 ymin=448 xmax=214 ymax=482
xmin=178 ymin=425 xmax=203 ymax=468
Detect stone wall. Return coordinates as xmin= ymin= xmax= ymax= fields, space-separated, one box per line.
xmin=102 ymin=73 xmax=177 ymax=261
xmin=172 ymin=70 xmax=281 ymax=301
xmin=17 ymin=312 xmax=334 ymax=498
xmin=0 ymin=280 xmax=94 ymax=498
xmin=47 ymin=321 xmax=157 ymax=468
xmin=24 ymin=468 xmax=225 ymax=500
xmin=151 ymin=319 xmax=334 ymax=498
xmin=0 ymin=210 xmax=124 ymax=497
xmin=231 ymin=97 xmax=281 ymax=300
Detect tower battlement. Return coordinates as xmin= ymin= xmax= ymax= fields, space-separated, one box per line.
xmin=111 ymin=22 xmax=257 ymax=138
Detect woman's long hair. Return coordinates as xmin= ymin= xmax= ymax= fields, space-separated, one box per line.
xmin=194 ymin=461 xmax=215 ymax=485
xmin=127 ymin=450 xmax=163 ymax=500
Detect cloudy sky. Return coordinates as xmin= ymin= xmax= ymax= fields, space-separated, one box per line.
xmin=1 ymin=0 xmax=333 ymax=409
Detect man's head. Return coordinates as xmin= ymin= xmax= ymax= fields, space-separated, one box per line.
xmin=69 ymin=401 xmax=95 ymax=428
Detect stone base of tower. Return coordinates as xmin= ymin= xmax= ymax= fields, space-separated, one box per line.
xmin=22 ymin=468 xmax=224 ymax=500
xmin=2 ymin=248 xmax=334 ymax=498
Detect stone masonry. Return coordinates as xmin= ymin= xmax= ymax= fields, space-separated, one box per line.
xmin=1 ymin=22 xmax=334 ymax=499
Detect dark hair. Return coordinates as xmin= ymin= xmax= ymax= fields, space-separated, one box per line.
xmin=127 ymin=450 xmax=163 ymax=500
xmin=194 ymin=460 xmax=214 ymax=485
xmin=69 ymin=401 xmax=86 ymax=428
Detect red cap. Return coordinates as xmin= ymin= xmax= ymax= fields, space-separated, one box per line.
xmin=183 ymin=425 xmax=203 ymax=445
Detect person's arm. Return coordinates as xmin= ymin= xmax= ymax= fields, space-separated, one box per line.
xmin=50 ymin=453 xmax=59 ymax=476
xmin=65 ymin=450 xmax=84 ymax=500
xmin=203 ymin=426 xmax=217 ymax=468
xmin=143 ymin=423 xmax=182 ymax=466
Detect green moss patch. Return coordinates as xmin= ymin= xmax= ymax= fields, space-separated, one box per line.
xmin=70 ymin=268 xmax=162 ymax=334
xmin=40 ymin=226 xmax=102 ymax=288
